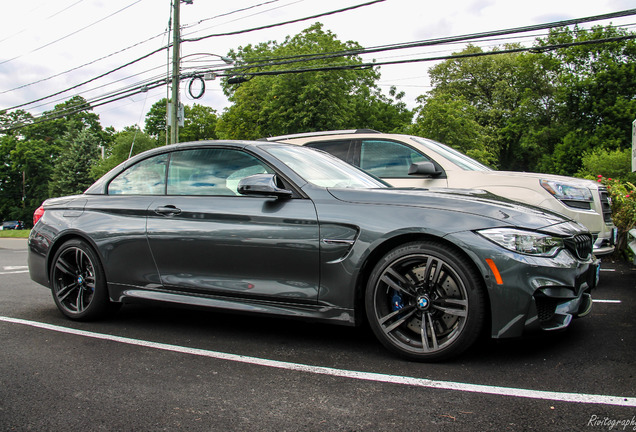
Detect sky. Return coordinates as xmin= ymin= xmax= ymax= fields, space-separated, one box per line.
xmin=1 ymin=0 xmax=634 ymax=132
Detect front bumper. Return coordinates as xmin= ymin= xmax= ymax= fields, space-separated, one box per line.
xmin=592 ymin=227 xmax=617 ymax=256
xmin=450 ymin=231 xmax=599 ymax=339
xmin=528 ymin=258 xmax=599 ymax=332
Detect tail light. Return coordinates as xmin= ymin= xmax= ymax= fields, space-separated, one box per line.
xmin=33 ymin=205 xmax=45 ymax=226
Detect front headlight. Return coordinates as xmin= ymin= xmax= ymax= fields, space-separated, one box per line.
xmin=540 ymin=179 xmax=593 ymax=205
xmin=477 ymin=228 xmax=564 ymax=256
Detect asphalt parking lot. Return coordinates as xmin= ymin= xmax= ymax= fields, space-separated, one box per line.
xmin=1 ymin=238 xmax=634 ymax=431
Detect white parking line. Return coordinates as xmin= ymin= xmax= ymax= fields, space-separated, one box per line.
xmin=1 ymin=316 xmax=634 ymax=407
xmin=0 ymin=266 xmax=29 ymax=275
xmin=593 ymin=299 xmax=622 ymax=304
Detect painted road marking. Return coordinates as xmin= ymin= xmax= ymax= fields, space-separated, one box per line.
xmin=0 ymin=265 xmax=28 ymax=275
xmin=593 ymin=299 xmax=622 ymax=304
xmin=0 ymin=316 xmax=633 ymax=408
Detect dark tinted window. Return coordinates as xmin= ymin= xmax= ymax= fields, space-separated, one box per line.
xmin=108 ymin=153 xmax=168 ymax=195
xmin=360 ymin=140 xmax=428 ymax=178
xmin=305 ymin=140 xmax=354 ymax=163
xmin=167 ymin=148 xmax=272 ymax=196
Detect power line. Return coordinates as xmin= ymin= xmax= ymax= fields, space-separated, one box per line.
xmin=181 ymin=0 xmax=386 ymax=42
xmin=182 ymin=0 xmax=284 ymax=30
xmin=2 ymin=1 xmax=385 ymax=113
xmin=209 ymin=34 xmax=636 ymax=81
xmin=6 ymin=31 xmax=634 ymax=134
xmin=0 ymin=30 xmax=169 ymax=96
xmin=181 ymin=0 xmax=306 ymax=39
xmin=3 ymin=6 xmax=634 ymax=130
xmin=2 ymin=45 xmax=167 ymax=112
xmin=0 ymin=0 xmax=144 ymax=66
xmin=226 ymin=9 xmax=636 ymax=72
xmin=0 ymin=0 xmax=89 ymax=45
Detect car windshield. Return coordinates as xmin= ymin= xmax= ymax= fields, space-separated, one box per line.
xmin=264 ymin=145 xmax=387 ymax=188
xmin=411 ymin=137 xmax=493 ymax=171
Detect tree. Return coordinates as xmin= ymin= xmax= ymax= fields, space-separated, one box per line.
xmin=412 ymin=26 xmax=636 ymax=175
xmin=576 ymin=147 xmax=636 ymax=183
xmin=0 ymin=135 xmax=57 ymax=224
xmin=144 ymin=98 xmax=168 ymax=143
xmin=49 ymin=129 xmax=102 ymax=197
xmin=535 ymin=25 xmax=636 ymax=175
xmin=0 ymin=97 xmax=108 ymax=224
xmin=180 ymin=104 xmax=218 ymax=141
xmin=414 ymin=44 xmax=551 ymax=171
xmin=23 ymin=96 xmax=105 ymax=144
xmin=145 ymin=99 xmax=218 ymax=143
xmin=216 ymin=23 xmax=411 ymax=139
xmin=410 ymin=93 xmax=496 ymax=166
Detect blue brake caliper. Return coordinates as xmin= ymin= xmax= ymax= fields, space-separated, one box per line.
xmin=392 ymin=291 xmax=404 ymax=311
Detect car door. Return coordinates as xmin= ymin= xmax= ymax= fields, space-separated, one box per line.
xmin=90 ymin=152 xmax=169 ymax=289
xmin=146 ymin=147 xmax=320 ymax=302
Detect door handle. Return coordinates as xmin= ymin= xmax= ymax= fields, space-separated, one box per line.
xmin=154 ymin=205 xmax=182 ymax=216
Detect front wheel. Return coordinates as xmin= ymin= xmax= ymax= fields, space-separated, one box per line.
xmin=50 ymin=239 xmax=116 ymax=320
xmin=365 ymin=241 xmax=485 ymax=361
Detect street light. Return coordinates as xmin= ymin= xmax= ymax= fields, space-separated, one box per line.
xmin=180 ymin=53 xmax=234 ymax=65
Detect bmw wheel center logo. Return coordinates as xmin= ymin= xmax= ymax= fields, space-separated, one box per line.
xmin=417 ymin=295 xmax=430 ymax=310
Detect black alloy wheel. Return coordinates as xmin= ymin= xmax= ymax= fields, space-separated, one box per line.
xmin=50 ymin=239 xmax=115 ymax=320
xmin=366 ymin=241 xmax=485 ymax=361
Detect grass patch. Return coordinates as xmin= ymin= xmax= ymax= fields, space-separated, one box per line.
xmin=0 ymin=230 xmax=30 ymax=238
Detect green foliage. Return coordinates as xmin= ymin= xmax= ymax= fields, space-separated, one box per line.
xmin=217 ymin=23 xmax=411 ymax=139
xmin=534 ymin=25 xmax=636 ymax=175
xmin=144 ymin=98 xmax=168 ymax=143
xmin=413 ymin=26 xmax=636 ymax=176
xmin=49 ymin=129 xmax=102 ymax=197
xmin=597 ymin=176 xmax=636 ymax=258
xmin=144 ymin=99 xmax=219 ymax=143
xmin=0 ymin=229 xmax=30 ymax=238
xmin=0 ymin=134 xmax=58 ymax=224
xmin=180 ymin=104 xmax=219 ymax=141
xmin=576 ymin=147 xmax=636 ymax=183
xmin=410 ymin=93 xmax=496 ymax=167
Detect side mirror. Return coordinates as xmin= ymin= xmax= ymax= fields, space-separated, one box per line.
xmin=238 ymin=174 xmax=293 ymax=198
xmin=408 ymin=161 xmax=442 ymax=177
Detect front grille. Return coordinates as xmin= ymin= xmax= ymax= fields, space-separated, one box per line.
xmin=597 ymin=186 xmax=613 ymax=224
xmin=536 ymin=297 xmax=559 ymax=322
xmin=564 ymin=234 xmax=593 ymax=260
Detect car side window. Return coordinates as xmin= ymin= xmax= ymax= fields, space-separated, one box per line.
xmin=108 ymin=154 xmax=168 ymax=195
xmin=304 ymin=140 xmax=354 ymax=164
xmin=360 ymin=140 xmax=429 ymax=178
xmin=167 ymin=148 xmax=273 ymax=196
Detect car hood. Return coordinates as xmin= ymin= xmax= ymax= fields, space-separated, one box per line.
xmin=485 ymin=171 xmax=600 ymax=189
xmin=328 ymin=187 xmax=583 ymax=232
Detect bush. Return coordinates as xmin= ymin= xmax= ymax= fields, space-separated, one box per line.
xmin=597 ymin=175 xmax=636 ymax=259
xmin=577 ymin=148 xmax=636 ymax=183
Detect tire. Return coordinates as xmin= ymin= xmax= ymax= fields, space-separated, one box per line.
xmin=50 ymin=239 xmax=116 ymax=320
xmin=365 ymin=241 xmax=485 ymax=361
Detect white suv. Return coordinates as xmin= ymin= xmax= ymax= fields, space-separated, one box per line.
xmin=264 ymin=130 xmax=616 ymax=256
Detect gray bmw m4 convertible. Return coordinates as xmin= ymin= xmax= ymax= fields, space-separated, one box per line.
xmin=28 ymin=141 xmax=599 ymax=361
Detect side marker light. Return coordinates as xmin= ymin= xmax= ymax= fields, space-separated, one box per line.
xmin=485 ymin=259 xmax=503 ymax=285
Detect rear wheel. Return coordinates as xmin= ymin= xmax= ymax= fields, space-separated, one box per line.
xmin=365 ymin=241 xmax=485 ymax=361
xmin=50 ymin=239 xmax=116 ymax=320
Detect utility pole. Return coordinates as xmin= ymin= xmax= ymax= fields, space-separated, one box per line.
xmin=169 ymin=0 xmax=181 ymax=145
